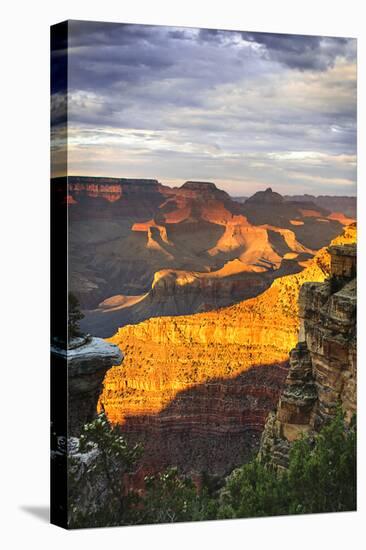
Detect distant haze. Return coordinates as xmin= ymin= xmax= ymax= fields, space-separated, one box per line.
xmin=52 ymin=21 xmax=357 ymax=196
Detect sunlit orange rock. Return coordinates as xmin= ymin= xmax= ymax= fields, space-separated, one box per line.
xmin=327 ymin=211 xmax=356 ymax=225
xmin=259 ymin=227 xmax=356 ymax=469
xmin=97 ymin=225 xmax=356 ymax=474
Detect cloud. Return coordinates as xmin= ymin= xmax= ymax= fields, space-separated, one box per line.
xmin=51 ymin=21 xmax=357 ymax=196
xmin=241 ymin=32 xmax=355 ymax=71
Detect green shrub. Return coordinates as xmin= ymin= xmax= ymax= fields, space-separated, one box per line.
xmin=218 ymin=410 xmax=356 ymax=519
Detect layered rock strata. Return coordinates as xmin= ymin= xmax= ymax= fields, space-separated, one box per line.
xmin=99 ymin=226 xmax=356 ymax=475
xmin=259 ymin=242 xmax=356 ymax=468
xmin=66 ymin=177 xmax=344 ymax=320
xmin=120 ymin=363 xmax=289 ymax=477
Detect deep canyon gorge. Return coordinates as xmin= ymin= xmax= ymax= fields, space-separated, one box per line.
xmin=61 ymin=176 xmax=356 ymax=479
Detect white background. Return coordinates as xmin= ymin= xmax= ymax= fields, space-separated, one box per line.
xmin=1 ymin=0 xmax=365 ymax=548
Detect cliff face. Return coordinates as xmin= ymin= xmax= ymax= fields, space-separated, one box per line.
xmin=51 ymin=336 xmax=123 ymax=436
xmin=117 ymin=364 xmax=288 ymax=477
xmin=259 ymin=242 xmax=356 ymax=468
xmin=67 ymin=176 xmax=344 ymax=322
xmin=99 ymin=225 xmax=356 ymax=475
xmin=83 ymin=257 xmax=303 ymax=337
xmin=283 ymin=194 xmax=356 ymax=219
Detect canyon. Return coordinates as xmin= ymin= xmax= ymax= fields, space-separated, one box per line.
xmin=62 ymin=175 xmax=356 ymax=478
xmin=235 ymin=193 xmax=356 ymax=219
xmin=64 ymin=176 xmax=351 ymax=337
xmin=259 ymin=241 xmax=356 ymax=469
xmin=99 ymin=224 xmax=356 ymax=476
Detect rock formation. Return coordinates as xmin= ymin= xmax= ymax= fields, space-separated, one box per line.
xmin=83 ymin=256 xmax=304 ymax=337
xmin=245 ymin=187 xmax=284 ymax=204
xmin=64 ymin=176 xmax=344 ymax=330
xmin=118 ymin=364 xmax=289 ymax=477
xmin=283 ymin=194 xmax=356 ymax=219
xmin=259 ymin=241 xmax=356 ymax=469
xmin=99 ymin=225 xmax=356 ymax=475
xmin=51 ymin=335 xmax=123 ymax=435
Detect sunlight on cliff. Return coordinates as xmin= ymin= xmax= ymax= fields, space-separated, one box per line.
xmin=99 ymin=224 xmax=356 ymax=425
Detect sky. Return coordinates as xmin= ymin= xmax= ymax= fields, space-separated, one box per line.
xmin=51 ymin=21 xmax=357 ymax=196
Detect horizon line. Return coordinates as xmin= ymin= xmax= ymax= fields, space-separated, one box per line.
xmin=53 ymin=174 xmax=357 ymax=198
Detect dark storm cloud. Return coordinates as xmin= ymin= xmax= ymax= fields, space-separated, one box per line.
xmin=168 ymin=29 xmax=191 ymax=40
xmin=52 ymin=21 xmax=357 ymax=195
xmin=57 ymin=22 xmax=357 ymax=94
xmin=67 ymin=20 xmax=161 ymax=47
xmin=197 ymin=28 xmax=226 ymax=43
xmin=241 ymin=32 xmax=353 ymax=71
xmin=66 ymin=25 xmax=177 ymax=92
xmin=65 ymin=21 xmax=269 ymax=95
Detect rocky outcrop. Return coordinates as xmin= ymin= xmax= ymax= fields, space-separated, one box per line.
xmin=242 ymin=190 xmax=342 ymax=249
xmin=259 ymin=242 xmax=356 ymax=469
xmin=82 ymin=256 xmax=303 ymax=337
xmin=67 ymin=176 xmax=343 ymax=318
xmin=51 ymin=336 xmax=123 ymax=435
xmin=181 ymin=180 xmax=231 ymax=202
xmin=246 ymin=187 xmax=284 ymax=204
xmin=98 ymin=226 xmax=356 ymax=476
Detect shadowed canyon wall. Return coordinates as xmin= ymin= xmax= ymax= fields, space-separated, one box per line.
xmin=65 ymin=178 xmax=346 ymax=336
xmin=259 ymin=240 xmax=356 ymax=469
xmin=120 ymin=363 xmax=289 ymax=477
xmin=99 ymin=224 xmax=356 ymax=475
